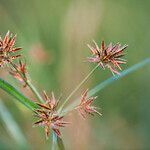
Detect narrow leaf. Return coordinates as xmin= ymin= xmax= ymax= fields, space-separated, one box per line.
xmin=0 ymin=99 xmax=29 ymax=149
xmin=0 ymin=78 xmax=38 ymax=110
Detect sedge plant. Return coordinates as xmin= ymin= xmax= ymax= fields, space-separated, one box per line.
xmin=0 ymin=31 xmax=149 ymax=149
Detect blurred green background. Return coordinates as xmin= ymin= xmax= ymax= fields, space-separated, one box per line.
xmin=0 ymin=0 xmax=150 ymax=149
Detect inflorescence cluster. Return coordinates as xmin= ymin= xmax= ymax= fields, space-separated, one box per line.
xmin=0 ymin=31 xmax=128 ymax=139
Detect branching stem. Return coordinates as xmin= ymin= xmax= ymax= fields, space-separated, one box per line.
xmin=58 ymin=64 xmax=99 ymax=113
xmin=10 ymin=62 xmax=44 ymax=103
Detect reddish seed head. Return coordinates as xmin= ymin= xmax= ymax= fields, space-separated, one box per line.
xmin=87 ymin=40 xmax=128 ymax=75
xmin=43 ymin=91 xmax=58 ymax=111
xmin=9 ymin=60 xmax=28 ymax=87
xmin=0 ymin=31 xmax=22 ymax=67
xmin=34 ymin=92 xmax=68 ymax=139
xmin=36 ymin=91 xmax=59 ymax=112
xmin=76 ymin=89 xmax=102 ymax=118
xmin=34 ymin=111 xmax=69 ymax=139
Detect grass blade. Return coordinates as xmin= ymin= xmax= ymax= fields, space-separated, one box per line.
xmin=0 ymin=99 xmax=29 ymax=149
xmin=0 ymin=78 xmax=38 ymax=111
xmin=62 ymin=58 xmax=150 ymax=114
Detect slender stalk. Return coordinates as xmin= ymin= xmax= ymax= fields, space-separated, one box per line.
xmin=52 ymin=132 xmax=57 ymax=150
xmin=57 ymin=137 xmax=65 ymax=150
xmin=61 ymin=58 xmax=150 ymax=115
xmin=58 ymin=64 xmax=99 ymax=113
xmin=51 ymin=132 xmax=65 ymax=150
xmin=9 ymin=62 xmax=44 ymax=103
xmin=26 ymin=80 xmax=44 ymax=103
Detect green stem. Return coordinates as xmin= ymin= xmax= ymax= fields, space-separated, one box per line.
xmin=57 ymin=137 xmax=65 ymax=150
xmin=10 ymin=62 xmax=44 ymax=103
xmin=52 ymin=132 xmax=57 ymax=150
xmin=26 ymin=80 xmax=44 ymax=103
xmin=58 ymin=64 xmax=99 ymax=113
xmin=51 ymin=132 xmax=65 ymax=150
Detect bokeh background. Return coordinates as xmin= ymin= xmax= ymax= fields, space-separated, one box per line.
xmin=0 ymin=0 xmax=150 ymax=149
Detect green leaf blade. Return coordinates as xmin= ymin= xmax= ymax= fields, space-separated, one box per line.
xmin=0 ymin=78 xmax=38 ymax=110
xmin=0 ymin=99 xmax=29 ymax=149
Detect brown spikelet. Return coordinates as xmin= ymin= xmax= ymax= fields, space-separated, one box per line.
xmin=87 ymin=40 xmax=128 ymax=75
xmin=0 ymin=31 xmax=21 ymax=67
xmin=76 ymin=89 xmax=102 ymax=118
xmin=9 ymin=60 xmax=28 ymax=87
xmin=33 ymin=92 xmax=69 ymax=139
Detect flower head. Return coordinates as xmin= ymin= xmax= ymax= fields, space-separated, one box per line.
xmin=36 ymin=91 xmax=59 ymax=112
xmin=9 ymin=60 xmax=28 ymax=87
xmin=0 ymin=31 xmax=22 ymax=67
xmin=34 ymin=110 xmax=68 ymax=139
xmin=34 ymin=92 xmax=68 ymax=139
xmin=87 ymin=40 xmax=128 ymax=75
xmin=76 ymin=89 xmax=102 ymax=118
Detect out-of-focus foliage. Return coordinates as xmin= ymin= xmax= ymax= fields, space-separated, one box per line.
xmin=0 ymin=0 xmax=149 ymax=149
